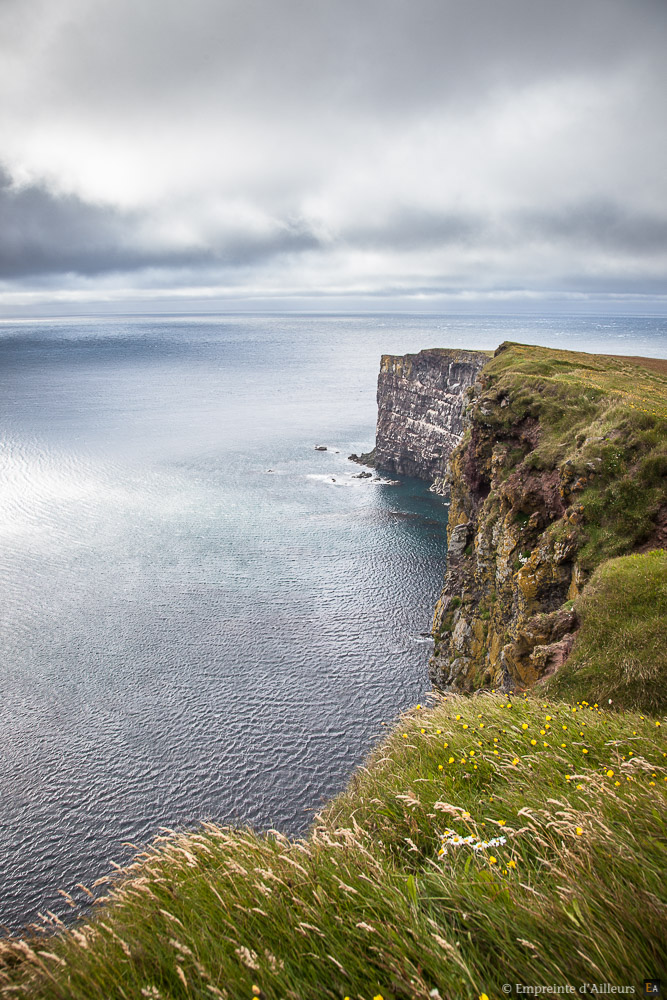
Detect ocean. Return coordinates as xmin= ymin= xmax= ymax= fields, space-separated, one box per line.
xmin=1 ymin=312 xmax=666 ymax=930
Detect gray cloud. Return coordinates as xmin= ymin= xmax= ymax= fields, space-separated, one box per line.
xmin=0 ymin=169 xmax=321 ymax=279
xmin=0 ymin=0 xmax=665 ymax=309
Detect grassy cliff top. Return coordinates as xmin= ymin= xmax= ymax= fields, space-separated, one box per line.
xmin=475 ymin=342 xmax=667 ymax=569
xmin=2 ymin=693 xmax=665 ymax=998
xmin=490 ymin=341 xmax=667 ymax=418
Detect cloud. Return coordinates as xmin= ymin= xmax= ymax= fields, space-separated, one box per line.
xmin=0 ymin=0 xmax=665 ymax=309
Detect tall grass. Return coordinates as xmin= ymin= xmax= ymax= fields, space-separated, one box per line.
xmin=2 ymin=694 xmax=665 ymax=998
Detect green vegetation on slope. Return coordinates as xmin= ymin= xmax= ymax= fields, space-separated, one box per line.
xmin=481 ymin=343 xmax=667 ymax=569
xmin=545 ymin=549 xmax=667 ymax=713
xmin=2 ymin=695 xmax=665 ymax=999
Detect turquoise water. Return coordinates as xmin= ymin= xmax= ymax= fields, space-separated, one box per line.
xmin=0 ymin=313 xmax=665 ymax=929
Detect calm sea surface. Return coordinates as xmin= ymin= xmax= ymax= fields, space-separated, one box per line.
xmin=1 ymin=313 xmax=666 ymax=929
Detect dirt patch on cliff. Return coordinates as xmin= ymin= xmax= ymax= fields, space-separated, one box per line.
xmin=501 ymin=467 xmax=564 ymax=521
xmin=636 ymin=504 xmax=667 ymax=553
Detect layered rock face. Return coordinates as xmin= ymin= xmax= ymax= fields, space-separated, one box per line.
xmin=373 ymin=349 xmax=490 ymax=483
xmin=429 ymin=417 xmax=583 ymax=692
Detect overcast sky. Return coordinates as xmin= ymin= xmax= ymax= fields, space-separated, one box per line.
xmin=1 ymin=0 xmax=666 ymax=314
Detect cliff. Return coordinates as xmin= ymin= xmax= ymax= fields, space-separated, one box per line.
xmin=363 ymin=348 xmax=490 ymax=483
xmin=430 ymin=342 xmax=667 ymax=693
xmin=362 ymin=340 xmax=666 ymax=696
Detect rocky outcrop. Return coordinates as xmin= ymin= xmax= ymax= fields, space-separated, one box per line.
xmin=371 ymin=349 xmax=490 ymax=483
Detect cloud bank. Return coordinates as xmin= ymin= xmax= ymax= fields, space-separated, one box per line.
xmin=0 ymin=0 xmax=666 ymax=312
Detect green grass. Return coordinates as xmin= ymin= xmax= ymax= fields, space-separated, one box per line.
xmin=480 ymin=343 xmax=667 ymax=569
xmin=544 ymin=549 xmax=667 ymax=713
xmin=2 ymin=695 xmax=665 ymax=999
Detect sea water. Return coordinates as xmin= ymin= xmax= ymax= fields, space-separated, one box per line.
xmin=1 ymin=313 xmax=665 ymax=929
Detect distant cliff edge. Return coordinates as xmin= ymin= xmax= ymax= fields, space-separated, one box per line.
xmin=361 ymin=341 xmax=667 ymax=697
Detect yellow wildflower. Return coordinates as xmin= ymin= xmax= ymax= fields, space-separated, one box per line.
xmin=448 ymin=756 xmax=455 ymax=764
xmin=582 ymin=748 xmax=588 ymax=754
xmin=507 ymin=859 xmax=516 ymax=868
xmin=606 ymin=769 xmax=614 ymax=778
xmin=521 ymin=723 xmax=528 ymax=730
xmin=575 ymin=828 xmax=583 ymax=836
xmin=512 ymin=758 xmax=519 ymax=765
xmin=530 ymin=739 xmax=537 ymax=746
xmin=438 ymin=764 xmax=444 ymax=771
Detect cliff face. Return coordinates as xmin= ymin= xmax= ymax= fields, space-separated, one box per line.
xmin=372 ymin=349 xmax=490 ymax=483
xmin=429 ymin=342 xmax=667 ymax=692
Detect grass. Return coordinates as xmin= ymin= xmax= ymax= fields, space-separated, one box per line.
xmin=544 ymin=549 xmax=667 ymax=713
xmin=2 ymin=694 xmax=665 ymax=999
xmin=480 ymin=343 xmax=667 ymax=569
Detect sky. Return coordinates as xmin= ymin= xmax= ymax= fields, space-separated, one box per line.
xmin=0 ymin=0 xmax=666 ymax=315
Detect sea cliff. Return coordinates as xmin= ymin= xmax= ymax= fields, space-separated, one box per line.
xmin=371 ymin=348 xmax=489 ymax=484
xmin=372 ymin=341 xmax=667 ymax=696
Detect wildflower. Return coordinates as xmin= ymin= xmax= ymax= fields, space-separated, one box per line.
xmin=456 ymin=715 xmax=461 ymax=720
xmin=507 ymin=859 xmax=516 ymax=868
xmin=562 ymin=725 xmax=567 ymax=731
xmin=497 ymin=819 xmax=506 ymax=826
xmin=373 ymin=995 xmax=384 ymax=1000
xmin=438 ymin=764 xmax=444 ymax=771
xmin=489 ymin=856 xmax=497 ymax=864
xmin=575 ymin=828 xmax=583 ymax=836
xmin=480 ymin=994 xmax=490 ymax=1000
xmin=521 ymin=723 xmax=528 ymax=730
xmin=402 ymin=734 xmax=408 ymax=739
xmin=493 ymin=737 xmax=498 ymax=742
xmin=606 ymin=769 xmax=614 ymax=778
xmin=494 ymin=750 xmax=499 ymax=755
xmin=416 ymin=704 xmax=421 ymax=710
xmin=582 ymin=748 xmax=588 ymax=754
xmin=421 ymin=728 xmax=426 ymax=734
xmin=448 ymin=757 xmax=455 ymax=764
xmin=656 ymin=721 xmax=661 ymax=727
xmin=561 ymin=743 xmax=567 ymax=748
xmin=546 ymin=715 xmax=552 ymax=721
xmin=436 ymin=729 xmax=442 ymax=735
xmin=443 ymin=742 xmax=449 ymax=748
xmin=540 ymin=729 xmax=546 ymax=735
xmin=530 ymin=739 xmax=537 ymax=746
xmin=463 ymin=724 xmax=469 ymax=729
xmin=252 ymin=988 xmax=261 ymax=998
xmin=512 ymin=758 xmax=519 ymax=765
xmin=650 ymin=781 xmax=655 ymax=786
xmin=543 ymin=742 xmax=549 ymax=747
xmin=479 ymin=723 xmax=485 ymax=728
xmin=615 ymin=781 xmax=620 ymax=787
xmin=576 ymin=784 xmax=583 ymax=790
